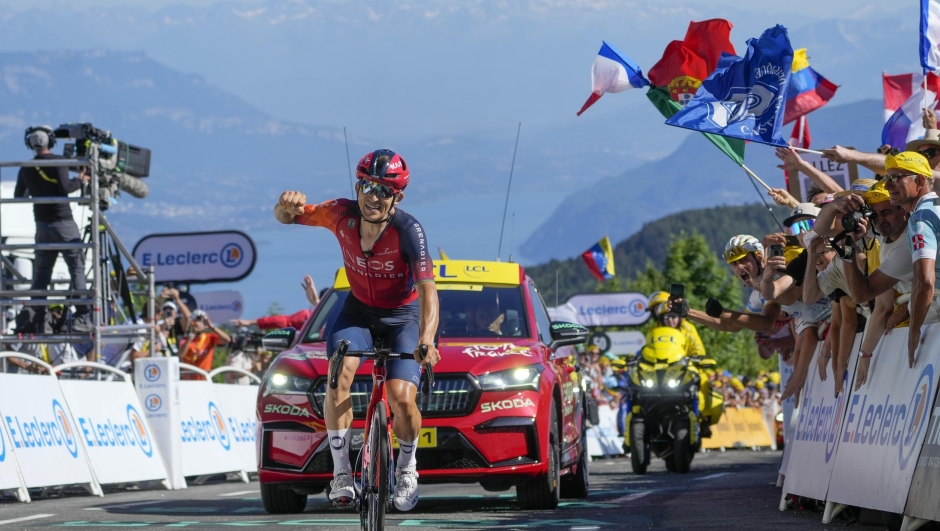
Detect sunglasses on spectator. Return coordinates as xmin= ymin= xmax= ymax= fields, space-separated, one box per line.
xmin=919 ymin=147 xmax=938 ymax=159
xmin=790 ymin=218 xmax=815 ymax=235
xmin=885 ymin=173 xmax=915 ymax=183
xmin=357 ymin=180 xmax=396 ymax=199
xmin=162 ymin=309 xmax=174 ymax=317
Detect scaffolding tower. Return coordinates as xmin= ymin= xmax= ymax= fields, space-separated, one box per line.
xmin=0 ymin=144 xmax=156 ymax=364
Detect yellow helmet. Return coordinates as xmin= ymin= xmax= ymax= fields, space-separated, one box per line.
xmin=731 ymin=378 xmax=745 ymax=391
xmin=612 ymin=357 xmax=627 ymax=368
xmin=768 ymin=372 xmax=781 ymax=385
xmin=648 ymin=291 xmax=669 ymax=317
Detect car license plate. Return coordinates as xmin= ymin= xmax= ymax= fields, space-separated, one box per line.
xmin=391 ymin=427 xmax=437 ymax=448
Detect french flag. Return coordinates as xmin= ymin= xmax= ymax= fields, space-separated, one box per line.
xmin=882 ymin=73 xmax=940 ymax=149
xmin=922 ymin=0 xmax=940 ymax=72
xmin=577 ymin=42 xmax=649 ymax=116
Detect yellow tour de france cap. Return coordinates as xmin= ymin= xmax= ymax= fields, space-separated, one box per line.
xmin=885 ymin=151 xmax=932 ymax=178
xmin=833 ymin=178 xmax=877 ymax=199
xmin=863 ymin=179 xmax=891 ymax=205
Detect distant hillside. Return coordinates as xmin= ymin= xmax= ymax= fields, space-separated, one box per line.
xmin=520 ymin=99 xmax=883 ymax=263
xmin=526 ymin=203 xmax=787 ymax=303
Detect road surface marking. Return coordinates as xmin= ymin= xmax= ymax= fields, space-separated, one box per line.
xmin=695 ymin=472 xmax=732 ymax=481
xmin=218 ymin=489 xmax=259 ymax=497
xmin=611 ymin=491 xmax=652 ymax=503
xmin=0 ymin=514 xmax=54 ymax=526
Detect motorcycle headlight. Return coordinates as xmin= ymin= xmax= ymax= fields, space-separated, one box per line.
xmin=476 ymin=365 xmax=544 ymax=390
xmin=264 ymin=372 xmax=314 ymax=396
xmin=643 ymin=379 xmax=655 ymax=388
xmin=667 ymin=379 xmax=679 ymax=388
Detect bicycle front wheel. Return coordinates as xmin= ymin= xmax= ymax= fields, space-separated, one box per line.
xmin=362 ymin=402 xmax=389 ymax=531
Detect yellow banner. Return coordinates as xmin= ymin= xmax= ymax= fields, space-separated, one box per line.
xmin=702 ymin=407 xmax=774 ymax=450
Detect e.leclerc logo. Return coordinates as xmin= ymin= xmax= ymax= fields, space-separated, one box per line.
xmin=127 ymin=405 xmax=154 ymax=457
xmin=181 ymin=401 xmax=231 ymax=451
xmin=220 ymin=243 xmax=243 ymax=268
xmin=4 ymin=400 xmax=80 ymax=458
xmin=144 ymin=364 xmax=161 ymax=382
xmin=144 ymin=394 xmax=162 ymax=412
xmin=840 ymin=364 xmax=934 ymax=471
xmin=791 ymin=381 xmax=847 ymax=463
xmin=628 ymin=300 xmax=646 ymax=318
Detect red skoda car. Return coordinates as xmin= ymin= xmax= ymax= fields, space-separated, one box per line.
xmin=256 ymin=260 xmax=590 ymax=513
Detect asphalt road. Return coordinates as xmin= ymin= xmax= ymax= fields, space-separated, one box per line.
xmin=0 ymin=450 xmax=905 ymax=530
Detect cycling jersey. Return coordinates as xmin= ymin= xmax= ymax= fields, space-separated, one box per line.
xmin=295 ymin=198 xmax=434 ymax=309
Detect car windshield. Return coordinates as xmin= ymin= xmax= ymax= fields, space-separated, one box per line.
xmin=302 ymin=285 xmax=529 ymax=343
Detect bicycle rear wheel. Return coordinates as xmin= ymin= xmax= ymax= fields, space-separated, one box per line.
xmin=362 ymin=402 xmax=389 ymax=531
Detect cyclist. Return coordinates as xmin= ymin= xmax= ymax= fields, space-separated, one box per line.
xmin=274 ymin=149 xmax=440 ymax=512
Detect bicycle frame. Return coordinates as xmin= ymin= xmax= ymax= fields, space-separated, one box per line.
xmin=359 ymin=356 xmax=395 ymax=504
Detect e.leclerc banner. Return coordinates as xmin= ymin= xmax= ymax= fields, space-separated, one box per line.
xmin=133 ymin=231 xmax=256 ymax=284
xmin=826 ymin=325 xmax=940 ymax=513
xmin=782 ymin=334 xmax=861 ymax=501
xmin=565 ymin=293 xmax=649 ymax=326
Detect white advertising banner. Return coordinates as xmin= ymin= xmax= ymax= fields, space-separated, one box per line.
xmin=59 ymin=379 xmax=168 ymax=485
xmin=779 ymin=354 xmax=797 ymax=443
xmin=133 ymin=231 xmax=257 ymax=284
xmin=212 ymin=384 xmax=259 ymax=473
xmin=136 ymin=357 xmax=185 ymax=489
xmin=193 ymin=290 xmax=245 ymax=323
xmin=827 ymin=325 xmax=940 ymax=513
xmin=564 ymin=293 xmax=650 ymax=326
xmin=0 ymin=410 xmax=25 ymax=493
xmin=178 ymin=380 xmax=242 ymax=477
xmin=782 ymin=335 xmax=861 ymax=501
xmin=0 ymin=373 xmax=98 ymax=489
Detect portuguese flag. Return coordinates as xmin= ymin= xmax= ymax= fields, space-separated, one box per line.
xmin=646 ymin=19 xmax=745 ymax=165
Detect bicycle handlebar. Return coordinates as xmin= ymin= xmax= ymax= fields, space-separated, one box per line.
xmin=329 ymin=341 xmax=434 ymax=394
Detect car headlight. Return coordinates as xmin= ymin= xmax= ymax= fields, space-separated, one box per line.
xmin=476 ymin=365 xmax=544 ymax=390
xmin=264 ymin=372 xmax=314 ymax=396
xmin=643 ymin=379 xmax=655 ymax=388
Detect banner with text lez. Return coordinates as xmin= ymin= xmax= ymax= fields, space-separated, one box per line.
xmin=0 ymin=373 xmax=97 ymax=489
xmin=782 ymin=335 xmax=860 ymax=501
xmin=133 ymin=231 xmax=256 ymax=284
xmin=827 ymin=325 xmax=940 ymax=513
xmin=565 ymin=293 xmax=649 ymax=326
xmin=59 ymin=379 xmax=168 ymax=485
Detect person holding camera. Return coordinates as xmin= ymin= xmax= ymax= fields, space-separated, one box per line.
xmin=14 ymin=126 xmax=92 ymax=332
xmin=809 ymin=179 xmax=913 ymax=389
xmin=180 ymin=309 xmax=230 ymax=378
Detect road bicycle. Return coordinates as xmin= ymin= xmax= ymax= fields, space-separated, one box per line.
xmin=329 ymin=340 xmax=434 ymax=531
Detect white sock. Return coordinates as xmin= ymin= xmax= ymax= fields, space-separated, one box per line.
xmin=327 ymin=428 xmax=352 ymax=475
xmin=397 ymin=437 xmax=419 ymax=471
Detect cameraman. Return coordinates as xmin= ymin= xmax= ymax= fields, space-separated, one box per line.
xmin=14 ymin=126 xmax=91 ymax=332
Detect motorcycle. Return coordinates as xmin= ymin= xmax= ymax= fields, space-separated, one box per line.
xmin=622 ymin=327 xmax=723 ymax=474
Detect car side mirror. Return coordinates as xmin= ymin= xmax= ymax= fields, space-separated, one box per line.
xmin=548 ymin=321 xmax=589 ymax=351
xmin=262 ymin=327 xmax=296 ymax=354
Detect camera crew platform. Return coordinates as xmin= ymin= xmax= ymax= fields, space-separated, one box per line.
xmin=0 ymin=148 xmax=157 ymax=367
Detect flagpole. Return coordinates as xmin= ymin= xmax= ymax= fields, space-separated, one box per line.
xmin=497 ymin=123 xmax=522 ymax=262
xmin=798 ymin=116 xmax=805 ymax=147
xmin=741 ymin=164 xmax=785 ymax=231
xmin=790 ymin=146 xmax=824 ymax=155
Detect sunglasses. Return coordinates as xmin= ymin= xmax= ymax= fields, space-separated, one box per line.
xmin=885 ymin=173 xmax=915 ymax=183
xmin=357 ymin=180 xmax=396 ymax=199
xmin=790 ymin=218 xmax=815 ymax=235
xmin=919 ymin=147 xmax=938 ymax=159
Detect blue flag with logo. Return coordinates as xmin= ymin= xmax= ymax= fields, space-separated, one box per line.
xmin=665 ymin=25 xmax=794 ymax=147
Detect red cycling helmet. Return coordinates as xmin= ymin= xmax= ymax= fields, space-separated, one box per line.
xmin=356 ymin=149 xmax=410 ymax=191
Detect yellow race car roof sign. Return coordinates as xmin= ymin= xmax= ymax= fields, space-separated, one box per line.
xmin=333 ymin=260 xmax=521 ymax=289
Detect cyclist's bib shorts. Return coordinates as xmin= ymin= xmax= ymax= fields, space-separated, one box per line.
xmin=328 ymin=294 xmax=422 ymax=387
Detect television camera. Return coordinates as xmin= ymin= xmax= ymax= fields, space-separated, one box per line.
xmin=53 ymin=123 xmax=152 ymax=210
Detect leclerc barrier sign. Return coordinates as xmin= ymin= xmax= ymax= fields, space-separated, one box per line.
xmin=193 ymin=290 xmax=245 ymax=323
xmin=132 ymin=231 xmax=256 ymax=284
xmin=564 ymin=293 xmax=649 ymax=326
xmin=0 ymin=370 xmax=101 ymax=495
xmin=178 ymin=379 xmax=244 ymax=477
xmin=782 ymin=334 xmax=861 ymax=502
xmin=211 ymin=381 xmax=259 ymax=474
xmin=0 ymin=403 xmax=28 ymax=501
xmin=58 ymin=377 xmax=168 ymax=486
xmin=826 ymin=325 xmax=940 ymax=514
xmin=905 ymin=369 xmax=940 ymax=522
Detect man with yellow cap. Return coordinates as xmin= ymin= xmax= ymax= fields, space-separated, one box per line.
xmin=874 ymin=151 xmax=940 ymax=367
xmin=810 ymin=178 xmax=913 ymax=391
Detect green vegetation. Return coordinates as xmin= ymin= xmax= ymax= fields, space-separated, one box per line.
xmin=527 ymin=204 xmax=786 ymax=376
xmin=526 ymin=203 xmax=786 ymax=303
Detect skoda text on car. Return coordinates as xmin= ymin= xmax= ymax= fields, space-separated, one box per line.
xmin=256 ymin=260 xmax=590 ymax=511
